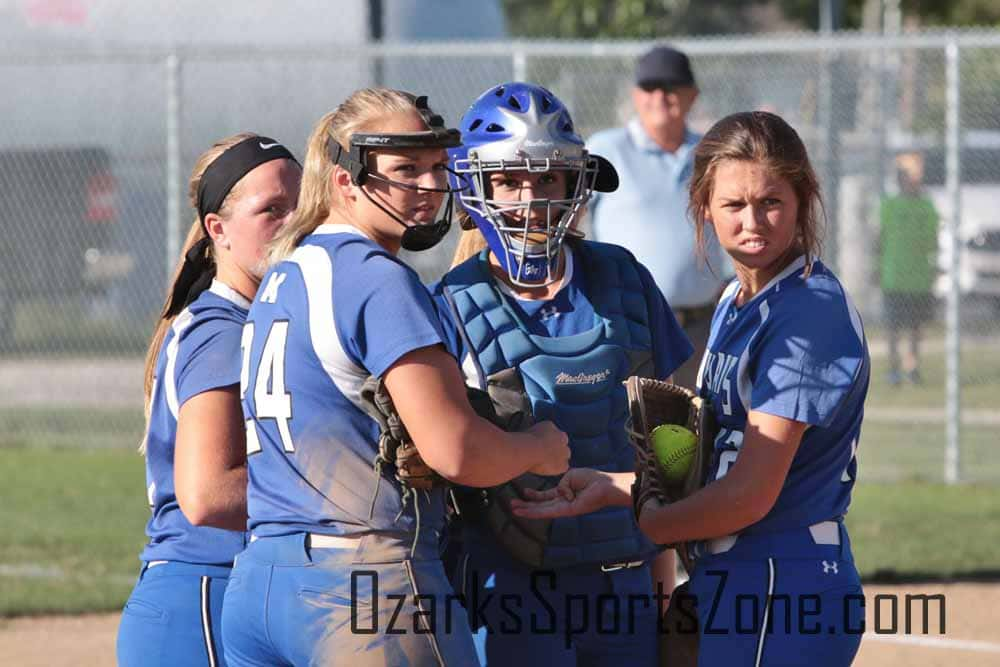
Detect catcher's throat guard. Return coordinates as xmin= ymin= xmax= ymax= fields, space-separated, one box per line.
xmin=625 ymin=376 xmax=718 ymax=573
xmin=329 ymin=95 xmax=467 ymax=252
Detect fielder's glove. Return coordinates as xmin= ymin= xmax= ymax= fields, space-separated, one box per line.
xmin=625 ymin=376 xmax=717 ymax=572
xmin=359 ymin=375 xmax=444 ymax=492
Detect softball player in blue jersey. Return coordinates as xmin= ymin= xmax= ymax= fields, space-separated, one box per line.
xmin=219 ymin=88 xmax=569 ymax=667
xmin=513 ymin=111 xmax=870 ymax=667
xmin=117 ymin=134 xmax=301 ymax=667
xmin=429 ymin=82 xmax=693 ymax=667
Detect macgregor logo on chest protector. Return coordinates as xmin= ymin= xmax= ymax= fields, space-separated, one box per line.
xmin=555 ymin=369 xmax=612 ymax=385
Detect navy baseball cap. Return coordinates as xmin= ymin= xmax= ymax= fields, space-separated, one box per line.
xmin=635 ymin=46 xmax=696 ymax=89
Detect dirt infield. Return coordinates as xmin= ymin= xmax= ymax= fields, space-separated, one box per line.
xmin=0 ymin=613 xmax=117 ymax=667
xmin=856 ymin=583 xmax=1000 ymax=667
xmin=1 ymin=583 xmax=996 ymax=666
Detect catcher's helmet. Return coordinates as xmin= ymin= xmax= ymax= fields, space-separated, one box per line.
xmin=449 ymin=82 xmax=618 ymax=286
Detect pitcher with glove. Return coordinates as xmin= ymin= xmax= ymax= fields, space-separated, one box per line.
xmin=513 ymin=111 xmax=870 ymax=667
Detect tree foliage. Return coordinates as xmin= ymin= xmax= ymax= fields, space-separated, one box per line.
xmin=500 ymin=0 xmax=765 ymax=38
xmin=780 ymin=0 xmax=1000 ymax=30
xmin=500 ymin=0 xmax=1000 ymax=38
xmin=899 ymin=0 xmax=1000 ymax=28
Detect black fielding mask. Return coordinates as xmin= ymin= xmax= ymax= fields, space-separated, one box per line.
xmin=328 ymin=94 xmax=465 ymax=252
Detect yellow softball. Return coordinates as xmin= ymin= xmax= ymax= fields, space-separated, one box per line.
xmin=650 ymin=424 xmax=697 ymax=484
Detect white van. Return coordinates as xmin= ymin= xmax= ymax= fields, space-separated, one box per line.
xmin=923 ymin=136 xmax=1000 ymax=312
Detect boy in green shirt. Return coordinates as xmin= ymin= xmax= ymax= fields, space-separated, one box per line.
xmin=879 ymin=152 xmax=939 ymax=385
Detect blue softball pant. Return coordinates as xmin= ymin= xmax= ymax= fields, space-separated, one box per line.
xmin=116 ymin=560 xmax=232 ymax=667
xmin=452 ymin=534 xmax=660 ymax=667
xmin=685 ymin=521 xmax=864 ymax=667
xmin=220 ymin=532 xmax=479 ymax=667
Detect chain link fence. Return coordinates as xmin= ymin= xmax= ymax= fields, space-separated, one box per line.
xmin=1 ymin=31 xmax=998 ymax=483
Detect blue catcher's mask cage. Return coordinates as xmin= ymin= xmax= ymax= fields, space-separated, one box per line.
xmin=449 ymin=82 xmax=619 ymax=286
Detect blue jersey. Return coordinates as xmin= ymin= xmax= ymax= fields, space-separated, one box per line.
xmin=429 ymin=244 xmax=692 ymax=381
xmin=140 ymin=280 xmax=250 ymax=565
xmin=698 ymin=256 xmax=869 ymax=535
xmin=242 ymin=224 xmax=448 ymax=539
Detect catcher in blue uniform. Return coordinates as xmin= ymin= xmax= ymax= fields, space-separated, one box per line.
xmin=430 ymin=82 xmax=693 ymax=667
xmin=513 ymin=110 xmax=870 ymax=667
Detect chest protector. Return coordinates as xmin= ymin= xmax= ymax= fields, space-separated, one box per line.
xmin=441 ymin=240 xmax=658 ymax=568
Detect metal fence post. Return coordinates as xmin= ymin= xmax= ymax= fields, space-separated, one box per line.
xmin=816 ymin=40 xmax=838 ymax=271
xmin=944 ymin=39 xmax=962 ymax=485
xmin=165 ymin=53 xmax=182 ymax=284
xmin=512 ymin=48 xmax=526 ymax=82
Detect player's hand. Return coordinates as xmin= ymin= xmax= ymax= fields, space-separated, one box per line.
xmin=525 ymin=421 xmax=570 ymax=476
xmin=510 ymin=468 xmax=627 ymax=519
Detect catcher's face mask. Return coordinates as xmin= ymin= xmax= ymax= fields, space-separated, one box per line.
xmin=449 ymin=82 xmax=618 ymax=286
xmin=330 ymin=95 xmax=467 ymax=252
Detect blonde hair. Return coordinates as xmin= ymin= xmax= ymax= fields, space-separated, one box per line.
xmin=688 ymin=111 xmax=823 ymax=277
xmin=268 ymin=88 xmax=425 ymax=263
xmin=140 ymin=132 xmax=257 ymax=450
xmin=895 ymin=151 xmax=925 ymax=184
xmin=450 ymin=226 xmax=489 ymax=268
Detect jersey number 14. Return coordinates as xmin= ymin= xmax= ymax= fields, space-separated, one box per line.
xmin=241 ymin=321 xmax=294 ymax=454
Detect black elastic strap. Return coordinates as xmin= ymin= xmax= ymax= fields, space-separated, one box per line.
xmin=331 ymin=143 xmax=369 ymax=185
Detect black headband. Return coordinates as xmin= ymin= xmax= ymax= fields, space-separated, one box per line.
xmin=162 ymin=135 xmax=297 ymax=319
xmin=196 ymin=135 xmax=297 ymax=224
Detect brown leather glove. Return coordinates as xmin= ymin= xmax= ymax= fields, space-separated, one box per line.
xmin=625 ymin=376 xmax=718 ymax=573
xmin=359 ymin=375 xmax=445 ymax=492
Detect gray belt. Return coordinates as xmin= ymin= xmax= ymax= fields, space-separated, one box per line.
xmin=249 ymin=533 xmax=363 ymax=549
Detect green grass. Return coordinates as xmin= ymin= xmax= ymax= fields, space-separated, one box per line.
xmin=847 ymin=482 xmax=1000 ymax=580
xmin=0 ymin=445 xmax=997 ymax=616
xmin=859 ymin=421 xmax=999 ymax=483
xmin=866 ymin=339 xmax=1000 ymax=410
xmin=5 ymin=397 xmax=996 ymax=485
xmin=0 ymin=446 xmax=149 ymax=616
xmin=0 ymin=407 xmax=144 ymax=450
xmin=0 ymin=333 xmax=996 ymax=615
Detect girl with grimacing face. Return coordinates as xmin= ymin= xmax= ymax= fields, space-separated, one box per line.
xmin=514 ymin=111 xmax=870 ymax=667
